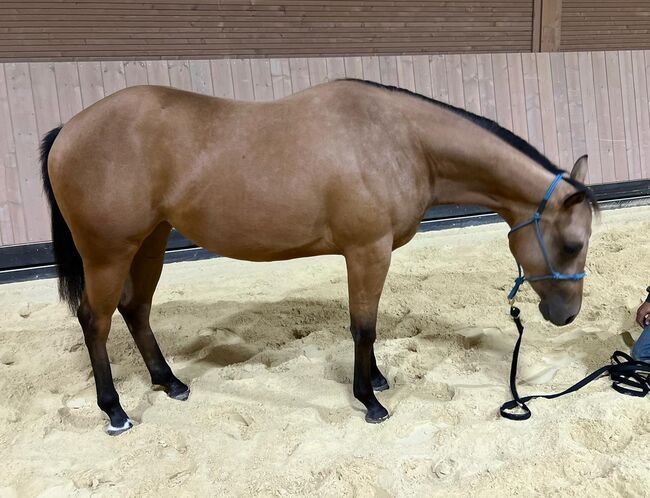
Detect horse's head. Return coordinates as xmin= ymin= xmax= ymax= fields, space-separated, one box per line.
xmin=508 ymin=156 xmax=595 ymax=326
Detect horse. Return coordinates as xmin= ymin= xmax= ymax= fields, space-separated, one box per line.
xmin=39 ymin=79 xmax=595 ymax=435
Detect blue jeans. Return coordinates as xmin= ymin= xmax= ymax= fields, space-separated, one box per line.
xmin=632 ymin=324 xmax=650 ymax=361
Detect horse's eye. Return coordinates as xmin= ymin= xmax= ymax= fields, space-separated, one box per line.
xmin=563 ymin=242 xmax=583 ymax=256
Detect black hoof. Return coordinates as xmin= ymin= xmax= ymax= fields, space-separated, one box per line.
xmin=372 ymin=378 xmax=389 ymax=392
xmin=106 ymin=418 xmax=134 ymax=436
xmin=365 ymin=406 xmax=390 ymax=424
xmin=161 ymin=378 xmax=190 ymax=401
xmin=167 ymin=384 xmax=190 ymax=401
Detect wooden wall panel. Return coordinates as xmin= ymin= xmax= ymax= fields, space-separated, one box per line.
xmin=549 ymin=53 xmax=573 ymax=170
xmin=0 ymin=64 xmax=24 ymax=245
xmin=4 ymin=63 xmax=50 ymax=242
xmin=343 ymin=57 xmax=363 ymax=80
xmin=0 ymin=1 xmax=535 ymax=62
xmin=2 ymin=50 xmax=649 ymax=247
xmin=561 ymin=1 xmax=650 ymax=51
xmin=78 ymin=61 xmax=106 ymax=107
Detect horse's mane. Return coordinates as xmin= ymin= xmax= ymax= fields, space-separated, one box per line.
xmin=344 ymin=78 xmax=597 ymax=208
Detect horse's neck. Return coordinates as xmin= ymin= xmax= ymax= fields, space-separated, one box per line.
xmin=415 ymin=111 xmax=565 ymax=226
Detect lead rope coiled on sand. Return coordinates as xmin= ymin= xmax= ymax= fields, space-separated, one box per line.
xmin=500 ymin=305 xmax=650 ymax=420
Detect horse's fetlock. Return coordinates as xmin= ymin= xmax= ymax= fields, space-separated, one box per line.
xmin=150 ymin=366 xmax=173 ymax=386
xmin=97 ymin=392 xmax=120 ymax=413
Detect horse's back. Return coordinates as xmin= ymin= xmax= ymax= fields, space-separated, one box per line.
xmin=48 ymin=82 xmax=428 ymax=260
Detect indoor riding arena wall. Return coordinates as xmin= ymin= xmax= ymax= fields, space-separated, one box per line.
xmin=2 ymin=50 xmax=650 ymax=246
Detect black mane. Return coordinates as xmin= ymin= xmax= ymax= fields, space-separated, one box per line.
xmin=344 ymin=78 xmax=595 ymax=202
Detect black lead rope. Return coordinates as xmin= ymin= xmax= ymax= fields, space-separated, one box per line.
xmin=500 ymin=305 xmax=650 ymax=421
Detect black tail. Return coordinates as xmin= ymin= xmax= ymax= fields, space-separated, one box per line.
xmin=40 ymin=126 xmax=84 ymax=312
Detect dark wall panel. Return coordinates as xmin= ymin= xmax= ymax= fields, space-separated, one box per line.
xmin=0 ymin=1 xmax=534 ymax=61
xmin=561 ymin=1 xmax=650 ymax=51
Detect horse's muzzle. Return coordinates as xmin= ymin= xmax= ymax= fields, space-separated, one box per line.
xmin=539 ymin=297 xmax=580 ymax=327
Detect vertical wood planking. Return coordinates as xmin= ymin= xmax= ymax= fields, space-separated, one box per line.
xmin=28 ymin=63 xmax=60 ymax=241
xmin=361 ymin=56 xmax=381 ymax=83
xmin=539 ymin=0 xmax=562 ymax=52
xmin=564 ymin=52 xmax=588 ymax=174
xmin=326 ymin=57 xmax=346 ymax=82
xmin=0 ymin=65 xmax=10 ymax=244
xmin=101 ymin=61 xmax=127 ymax=95
xmin=605 ymin=51 xmax=629 ymax=181
xmin=78 ymin=61 xmax=105 ymax=107
xmin=507 ymin=53 xmax=528 ymax=140
xmin=445 ymin=54 xmax=464 ymax=108
xmin=521 ymin=53 xmax=544 ymax=152
xmin=578 ymin=52 xmax=603 ymax=183
xmin=250 ymin=58 xmax=274 ymax=101
xmin=532 ymin=0 xmax=542 ymax=52
xmin=308 ymin=58 xmax=328 ymax=85
xmin=536 ymin=53 xmax=559 ymax=164
xmin=412 ymin=55 xmax=433 ymax=98
xmin=430 ymin=55 xmax=449 ymax=103
xmin=492 ymin=53 xmax=513 ymax=131
xmin=632 ymin=51 xmax=650 ymax=179
xmin=124 ymin=61 xmax=148 ymax=87
xmin=145 ymin=60 xmax=171 ymax=87
xmin=230 ymin=59 xmax=255 ymax=101
xmin=4 ymin=63 xmax=48 ymax=242
xmin=167 ymin=60 xmax=192 ymax=91
xmin=289 ymin=58 xmax=310 ymax=92
xmin=618 ymin=51 xmax=641 ymax=180
xmin=210 ymin=59 xmax=234 ymax=99
xmin=0 ymin=64 xmax=20 ymax=244
xmin=378 ymin=56 xmax=398 ymax=87
xmin=344 ymin=57 xmax=363 ymax=80
xmin=476 ymin=54 xmax=496 ymax=120
xmin=645 ymin=50 xmax=650 ymax=179
xmin=461 ymin=54 xmax=480 ymax=114
xmin=189 ymin=60 xmax=214 ymax=96
xmin=54 ymin=62 xmax=83 ymax=125
xmin=269 ymin=58 xmax=292 ymax=99
xmin=29 ymin=63 xmax=61 ymax=135
xmin=591 ymin=52 xmax=615 ymax=182
xmin=396 ymin=56 xmax=415 ymax=91
xmin=549 ymin=53 xmax=574 ymax=169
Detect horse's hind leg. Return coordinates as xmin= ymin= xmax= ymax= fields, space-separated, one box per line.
xmin=118 ymin=223 xmax=189 ymax=400
xmin=344 ymin=237 xmax=392 ymax=423
xmin=77 ymin=246 xmax=138 ymax=435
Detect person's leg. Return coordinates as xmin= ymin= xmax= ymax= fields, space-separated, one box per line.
xmin=632 ymin=324 xmax=650 ymax=361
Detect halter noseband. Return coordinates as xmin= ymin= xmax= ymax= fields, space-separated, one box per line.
xmin=507 ymin=173 xmax=586 ymax=302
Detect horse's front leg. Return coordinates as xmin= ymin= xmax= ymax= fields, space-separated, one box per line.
xmin=344 ymin=237 xmax=392 ymax=423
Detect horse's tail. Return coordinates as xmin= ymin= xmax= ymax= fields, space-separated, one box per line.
xmin=40 ymin=126 xmax=85 ymax=313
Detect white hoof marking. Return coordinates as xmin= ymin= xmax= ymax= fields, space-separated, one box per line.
xmin=106 ymin=418 xmax=134 ymax=435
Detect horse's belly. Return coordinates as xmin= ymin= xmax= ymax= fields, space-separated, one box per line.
xmin=170 ymin=208 xmax=337 ymax=262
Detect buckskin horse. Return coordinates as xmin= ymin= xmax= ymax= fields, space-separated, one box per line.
xmin=40 ymin=79 xmax=595 ymax=435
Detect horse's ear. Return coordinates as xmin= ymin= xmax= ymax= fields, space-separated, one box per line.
xmin=563 ymin=191 xmax=586 ymax=209
xmin=569 ymin=155 xmax=588 ymax=183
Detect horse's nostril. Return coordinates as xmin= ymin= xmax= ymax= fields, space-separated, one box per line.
xmin=565 ymin=314 xmax=576 ymax=325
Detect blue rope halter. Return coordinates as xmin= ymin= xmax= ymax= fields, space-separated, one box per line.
xmin=507 ymin=173 xmax=586 ymax=302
